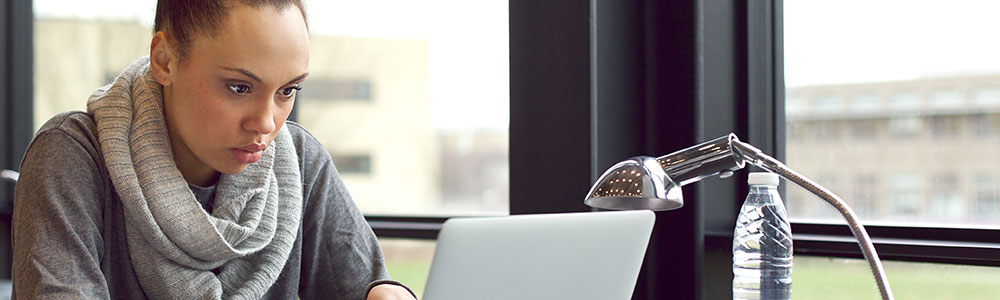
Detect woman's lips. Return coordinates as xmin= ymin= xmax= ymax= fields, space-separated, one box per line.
xmin=232 ymin=144 xmax=266 ymax=164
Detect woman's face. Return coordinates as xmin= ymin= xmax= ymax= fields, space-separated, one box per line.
xmin=157 ymin=5 xmax=309 ymax=186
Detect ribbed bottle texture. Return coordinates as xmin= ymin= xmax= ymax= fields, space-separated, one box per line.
xmin=733 ymin=172 xmax=793 ymax=300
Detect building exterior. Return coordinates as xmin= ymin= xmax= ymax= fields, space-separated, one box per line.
xmin=296 ymin=35 xmax=441 ymax=214
xmin=785 ymin=75 xmax=1000 ymax=225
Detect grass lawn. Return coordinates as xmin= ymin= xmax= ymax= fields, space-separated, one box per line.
xmin=386 ymin=259 xmax=433 ymax=297
xmin=385 ymin=254 xmax=1000 ymax=299
xmin=793 ymin=256 xmax=1000 ymax=299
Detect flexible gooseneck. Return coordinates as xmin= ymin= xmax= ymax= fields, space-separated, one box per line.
xmin=729 ymin=140 xmax=894 ymax=300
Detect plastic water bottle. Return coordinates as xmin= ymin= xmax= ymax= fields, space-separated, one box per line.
xmin=733 ymin=172 xmax=793 ymax=299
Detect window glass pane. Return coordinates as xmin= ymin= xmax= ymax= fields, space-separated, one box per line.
xmin=794 ymin=256 xmax=1000 ymax=299
xmin=380 ymin=238 xmax=435 ymax=297
xmin=33 ymin=0 xmax=510 ymax=216
xmin=33 ymin=1 xmax=156 ymax=130
xmin=785 ymin=0 xmax=1000 ymax=226
xmin=300 ymin=1 xmax=509 ymax=216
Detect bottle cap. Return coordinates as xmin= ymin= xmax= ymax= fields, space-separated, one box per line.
xmin=748 ymin=172 xmax=780 ymax=186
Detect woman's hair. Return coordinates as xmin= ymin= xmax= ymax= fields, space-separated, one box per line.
xmin=154 ymin=0 xmax=308 ymax=60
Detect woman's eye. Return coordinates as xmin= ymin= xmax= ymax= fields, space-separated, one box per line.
xmin=279 ymin=85 xmax=302 ymax=98
xmin=227 ymin=83 xmax=251 ymax=95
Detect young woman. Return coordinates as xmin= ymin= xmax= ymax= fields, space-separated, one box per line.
xmin=12 ymin=1 xmax=416 ymax=299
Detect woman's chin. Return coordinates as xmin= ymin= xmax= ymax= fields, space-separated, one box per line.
xmin=218 ymin=164 xmax=251 ymax=175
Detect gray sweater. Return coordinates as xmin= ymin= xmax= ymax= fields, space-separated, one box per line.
xmin=13 ymin=112 xmax=399 ymax=299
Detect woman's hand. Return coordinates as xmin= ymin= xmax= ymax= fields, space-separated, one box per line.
xmin=366 ymin=283 xmax=417 ymax=300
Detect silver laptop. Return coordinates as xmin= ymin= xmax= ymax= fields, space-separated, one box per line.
xmin=422 ymin=210 xmax=655 ymax=300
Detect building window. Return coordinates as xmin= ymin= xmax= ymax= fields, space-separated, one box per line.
xmin=929 ymin=174 xmax=963 ymax=221
xmin=812 ymin=120 xmax=841 ymax=140
xmin=850 ymin=93 xmax=881 ymax=112
xmin=889 ymin=174 xmax=922 ymax=219
xmin=929 ymin=115 xmax=961 ymax=138
xmin=889 ymin=92 xmax=921 ymax=111
xmin=299 ymin=79 xmax=373 ymax=102
xmin=969 ymin=114 xmax=998 ymax=137
xmin=971 ymin=88 xmax=1000 ymax=106
xmin=852 ymin=174 xmax=879 ymax=220
xmin=332 ymin=154 xmax=373 ymax=175
xmin=787 ymin=121 xmax=808 ymax=141
xmin=972 ymin=174 xmax=999 ymax=222
xmin=786 ymin=96 xmax=807 ymax=115
xmin=812 ymin=95 xmax=843 ymax=112
xmin=929 ymin=89 xmax=963 ymax=109
xmin=849 ymin=119 xmax=878 ymax=140
xmin=888 ymin=116 xmax=922 ymax=138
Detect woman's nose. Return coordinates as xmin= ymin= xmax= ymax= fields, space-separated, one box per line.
xmin=243 ymin=98 xmax=276 ymax=135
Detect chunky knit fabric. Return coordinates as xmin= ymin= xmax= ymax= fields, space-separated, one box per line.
xmin=86 ymin=58 xmax=302 ymax=300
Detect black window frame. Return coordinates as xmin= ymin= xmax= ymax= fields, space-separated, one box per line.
xmin=7 ymin=0 xmax=1000 ymax=299
xmin=1 ymin=0 xmax=34 ymax=280
xmin=373 ymin=0 xmax=1000 ymax=299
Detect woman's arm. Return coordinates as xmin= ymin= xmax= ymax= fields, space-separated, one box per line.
xmin=12 ymin=127 xmax=110 ymax=299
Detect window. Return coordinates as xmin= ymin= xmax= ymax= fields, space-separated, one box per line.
xmin=785 ymin=95 xmax=807 ymax=115
xmin=785 ymin=0 xmax=1000 ymax=227
xmin=929 ymin=115 xmax=961 ymax=138
xmin=969 ymin=114 xmax=999 ymax=137
xmin=852 ymin=174 xmax=880 ymax=220
xmin=889 ymin=92 xmax=921 ymax=111
xmin=929 ymin=89 xmax=963 ymax=109
xmin=298 ymin=1 xmax=509 ymax=216
xmin=785 ymin=1 xmax=1000 ymax=296
xmin=849 ymin=119 xmax=878 ymax=140
xmin=929 ymin=174 xmax=963 ymax=221
xmin=33 ymin=3 xmax=154 ymax=131
xmin=812 ymin=120 xmax=840 ymax=139
xmin=888 ymin=116 xmax=922 ymax=138
xmin=331 ymin=153 xmax=373 ymax=175
xmin=889 ymin=174 xmax=922 ymax=219
xmin=812 ymin=95 xmax=843 ymax=113
xmin=972 ymin=174 xmax=999 ymax=222
xmin=850 ymin=93 xmax=881 ymax=112
xmin=298 ymin=78 xmax=373 ymax=102
xmin=971 ymin=88 xmax=1000 ymax=106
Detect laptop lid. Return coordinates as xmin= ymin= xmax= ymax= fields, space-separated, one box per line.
xmin=422 ymin=210 xmax=655 ymax=300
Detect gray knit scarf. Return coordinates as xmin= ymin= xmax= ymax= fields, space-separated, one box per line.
xmin=87 ymin=58 xmax=302 ymax=300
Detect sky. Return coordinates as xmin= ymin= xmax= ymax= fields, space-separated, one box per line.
xmin=784 ymin=0 xmax=1000 ymax=87
xmin=34 ymin=0 xmax=1000 ymax=125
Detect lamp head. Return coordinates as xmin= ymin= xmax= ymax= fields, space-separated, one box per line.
xmin=584 ymin=156 xmax=684 ymax=211
xmin=584 ymin=134 xmax=747 ymax=211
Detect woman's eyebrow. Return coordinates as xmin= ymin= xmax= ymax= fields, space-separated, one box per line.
xmin=220 ymin=67 xmax=308 ymax=86
xmin=221 ymin=67 xmax=262 ymax=83
xmin=285 ymin=72 xmax=309 ymax=85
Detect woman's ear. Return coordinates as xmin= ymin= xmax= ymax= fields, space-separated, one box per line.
xmin=150 ymin=31 xmax=175 ymax=86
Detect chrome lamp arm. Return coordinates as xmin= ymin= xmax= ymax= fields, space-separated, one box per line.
xmin=585 ymin=134 xmax=894 ymax=300
xmin=1 ymin=169 xmax=18 ymax=183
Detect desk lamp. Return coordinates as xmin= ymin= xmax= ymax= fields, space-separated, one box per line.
xmin=1 ymin=169 xmax=19 ymax=183
xmin=584 ymin=134 xmax=894 ymax=300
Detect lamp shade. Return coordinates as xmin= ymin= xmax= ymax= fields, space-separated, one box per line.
xmin=584 ymin=156 xmax=683 ymax=211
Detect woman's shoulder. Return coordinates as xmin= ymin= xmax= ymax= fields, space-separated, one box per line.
xmin=283 ymin=121 xmax=330 ymax=161
xmin=17 ymin=111 xmax=109 ymax=207
xmin=30 ymin=111 xmax=102 ymax=156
